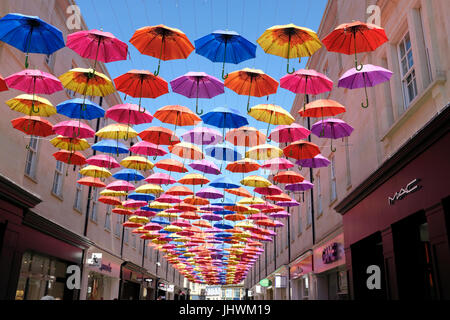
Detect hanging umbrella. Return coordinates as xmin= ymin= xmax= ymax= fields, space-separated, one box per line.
xmin=106 ymin=103 xmax=154 ymax=126
xmin=246 ymin=144 xmax=283 ymax=160
xmin=79 ymin=165 xmax=111 ymax=178
xmin=128 ymin=192 xmax=155 ymax=202
xmin=210 ymin=177 xmax=240 ymax=190
xmin=195 ymin=30 xmax=256 ymax=79
xmin=248 ymin=104 xmax=295 ymax=140
xmin=224 ymin=68 xmax=278 ymax=111
xmin=274 ymin=171 xmax=305 ymax=184
xmin=67 ymin=29 xmax=128 ymax=72
xmin=114 ymin=69 xmax=169 ymax=112
xmin=59 ymin=67 xmax=115 ymax=97
xmin=139 ymin=127 xmax=180 ymax=148
xmin=53 ymin=120 xmax=95 ymax=139
xmin=53 ymin=150 xmax=86 ymax=166
xmin=196 ymin=187 xmax=224 ymax=200
xmin=154 ymin=105 xmax=201 ymax=135
xmin=226 ymin=158 xmax=260 ymax=176
xmin=268 ymin=123 xmax=310 ymax=143
xmin=165 ymin=186 xmax=194 ymax=196
xmin=129 ymin=24 xmax=194 ymax=76
xmin=338 ymin=64 xmax=393 ymax=108
xmin=266 ymin=193 xmax=292 ymax=202
xmin=181 ymin=127 xmax=223 ymax=150
xmin=56 ymin=98 xmax=105 ymax=120
xmin=106 ymin=180 xmax=136 ymax=192
xmin=170 ymin=71 xmax=224 ymax=115
xmin=91 ymin=139 xmax=128 ymax=156
xmin=154 ymin=158 xmax=187 ymax=173
xmin=145 ymin=172 xmax=177 ymax=185
xmin=157 ymin=194 xmax=182 ymax=204
xmin=280 ymin=69 xmax=333 ymax=110
xmin=225 ymin=126 xmax=266 ymax=155
xmin=135 ymin=183 xmax=164 ymax=195
xmin=189 ymin=159 xmax=221 ymax=175
xmin=96 ymin=123 xmax=138 ymax=140
xmin=169 ymin=142 xmax=204 ymax=160
xmin=298 ymin=99 xmax=346 ymax=124
xmin=241 ymin=175 xmax=271 ymax=188
xmin=113 ymin=168 xmax=145 ymax=182
xmin=179 ymin=173 xmax=210 ymax=186
xmin=129 ymin=141 xmax=167 ymax=158
xmin=311 ymin=118 xmax=354 ymax=152
xmin=260 ymin=158 xmax=294 ymax=171
xmin=100 ymin=189 xmax=127 ymax=197
xmin=201 ymin=106 xmax=249 ymax=140
xmin=11 ymin=116 xmax=53 ymax=138
xmin=98 ymin=196 xmax=122 ymax=206
xmin=184 ymin=196 xmax=209 ymax=206
xmin=285 ymin=180 xmax=314 ymax=192
xmin=120 ymin=156 xmax=154 ymax=171
xmin=225 ymin=187 xmax=252 ymax=198
xmin=296 ymin=154 xmax=330 ymax=169
xmin=254 ymin=185 xmax=283 ymax=196
xmin=77 ymin=176 xmax=105 ymax=188
xmin=0 ymin=13 xmax=65 ymax=68
xmin=6 ymin=94 xmax=56 ymax=117
xmin=205 ymin=146 xmax=242 ymax=168
xmin=257 ymin=24 xmax=322 ymax=74
xmin=50 ymin=135 xmax=90 ymax=152
xmin=283 ymin=140 xmax=320 ymax=160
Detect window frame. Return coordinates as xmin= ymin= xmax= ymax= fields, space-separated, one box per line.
xmin=104 ymin=205 xmax=111 ymax=231
xmin=329 ymin=155 xmax=337 ymax=203
xmin=24 ymin=136 xmax=39 ymax=179
xmin=51 ymin=160 xmax=64 ymax=197
xmin=90 ymin=188 xmax=99 ymax=222
xmin=397 ymin=31 xmax=418 ymax=109
xmin=74 ymin=173 xmax=83 ymax=211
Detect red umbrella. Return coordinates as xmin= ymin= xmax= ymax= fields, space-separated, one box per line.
xmin=154 ymin=158 xmax=188 ymax=173
xmin=53 ymin=120 xmax=95 ymax=139
xmin=283 ymin=140 xmax=321 ymax=160
xmin=12 ymin=116 xmax=53 ymax=148
xmin=129 ymin=141 xmax=167 ymax=157
xmin=274 ymin=171 xmax=305 ymax=184
xmin=0 ymin=74 xmax=8 ymax=92
xmin=98 ymin=196 xmax=122 ymax=206
xmin=77 ymin=176 xmax=106 ymax=188
xmin=53 ymin=150 xmax=86 ymax=166
xmin=138 ymin=127 xmax=180 ymax=151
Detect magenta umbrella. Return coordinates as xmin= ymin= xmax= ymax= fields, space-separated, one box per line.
xmin=122 ymin=199 xmax=147 ymax=208
xmin=144 ymin=172 xmax=176 ymax=185
xmin=106 ymin=180 xmax=135 ymax=192
xmin=129 ymin=140 xmax=167 ymax=157
xmin=172 ymin=219 xmax=191 ymax=227
xmin=250 ymin=202 xmax=273 ymax=210
xmin=156 ymin=194 xmax=182 ymax=204
xmin=280 ymin=69 xmax=333 ymax=110
xmin=338 ymin=64 xmax=393 ymax=108
xmin=311 ymin=118 xmax=354 ymax=152
xmin=201 ymin=213 xmax=222 ymax=221
xmin=106 ymin=103 xmax=153 ymax=139
xmin=189 ymin=159 xmax=220 ymax=175
xmin=248 ymin=213 xmax=269 ymax=220
xmin=196 ymin=187 xmax=224 ymax=199
xmin=134 ymin=209 xmax=157 ymax=218
xmin=296 ymin=154 xmax=330 ymax=169
xmin=268 ymin=123 xmax=310 ymax=143
xmin=67 ymin=29 xmax=128 ymax=72
xmin=86 ymin=154 xmax=120 ymax=169
xmin=170 ymin=71 xmax=224 ymax=115
xmin=53 ymin=120 xmax=95 ymax=138
xmin=254 ymin=185 xmax=283 ymax=196
xmin=269 ymin=211 xmax=290 ymax=219
xmin=260 ymin=158 xmax=294 ymax=171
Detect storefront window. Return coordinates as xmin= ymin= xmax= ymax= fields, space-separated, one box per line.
xmin=87 ymin=272 xmax=105 ymax=300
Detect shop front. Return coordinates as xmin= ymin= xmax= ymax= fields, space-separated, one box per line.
xmin=289 ymin=250 xmax=313 ymax=300
xmin=313 ymin=231 xmax=348 ymax=300
xmin=265 ymin=265 xmax=288 ymax=300
xmin=119 ymin=261 xmax=153 ymax=300
xmin=336 ymin=106 xmax=450 ymax=300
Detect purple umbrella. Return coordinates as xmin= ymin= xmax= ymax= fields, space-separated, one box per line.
xmin=285 ymin=180 xmax=314 ymax=192
xmin=201 ymin=213 xmax=223 ymax=221
xmin=189 ymin=159 xmax=221 ymax=175
xmin=338 ymin=64 xmax=393 ymax=108
xmin=200 ymin=204 xmax=224 ymax=211
xmin=311 ymin=118 xmax=354 ymax=152
xmin=196 ymin=187 xmax=224 ymax=199
xmin=181 ymin=126 xmax=223 ymax=146
xmin=296 ymin=154 xmax=330 ymax=169
xmin=170 ymin=71 xmax=225 ymax=115
xmin=277 ymin=199 xmax=300 ymax=207
xmin=269 ymin=211 xmax=290 ymax=219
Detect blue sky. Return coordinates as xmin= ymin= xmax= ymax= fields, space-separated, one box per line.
xmin=75 ymin=0 xmax=328 ymax=184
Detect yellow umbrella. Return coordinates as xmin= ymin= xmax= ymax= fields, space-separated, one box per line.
xmin=50 ymin=135 xmax=90 ymax=151
xmin=6 ymin=94 xmax=56 ymax=117
xmin=59 ymin=68 xmax=115 ymax=97
xmin=168 ymin=142 xmax=204 ymax=160
xmin=164 ymin=225 xmax=182 ymax=233
xmin=96 ymin=123 xmax=138 ymax=140
xmin=237 ymin=196 xmax=265 ymax=205
xmin=241 ymin=207 xmax=260 ymax=215
xmin=235 ymin=220 xmax=257 ymax=229
xmin=129 ymin=215 xmax=150 ymax=224
xmin=241 ymin=175 xmax=272 ymax=188
xmin=149 ymin=201 xmax=172 ymax=209
xmin=246 ymin=143 xmax=283 ymax=160
xmin=100 ymin=189 xmax=128 ymax=197
xmin=120 ymin=156 xmax=154 ymax=171
xmin=248 ymin=104 xmax=295 ymax=140
xmin=135 ymin=183 xmax=164 ymax=195
xmin=257 ymin=23 xmax=322 ymax=74
xmin=157 ymin=211 xmax=178 ymax=218
xmin=79 ymin=165 xmax=112 ymax=178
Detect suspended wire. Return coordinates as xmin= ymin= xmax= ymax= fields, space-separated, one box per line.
xmin=240 ymin=0 xmax=245 ymax=33
xmin=176 ymin=0 xmax=189 ymax=73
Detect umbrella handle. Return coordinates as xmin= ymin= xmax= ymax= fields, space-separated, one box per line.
xmin=330 ymin=139 xmax=336 ymax=153
xmin=222 ymin=68 xmax=229 ymax=80
xmin=355 ymin=59 xmax=364 ymax=71
xmin=153 ymin=155 xmax=158 ymax=161
xmin=286 ymin=35 xmax=295 ymax=74
xmin=297 ymin=165 xmax=303 ymax=171
xmin=154 ymin=36 xmax=164 ymax=76
xmin=246 ymin=78 xmax=253 ymax=113
xmin=222 ymin=38 xmax=229 ymax=79
xmin=361 ymin=75 xmax=369 ymax=108
xmin=353 ymin=30 xmax=363 ymax=71
xmin=221 ymin=197 xmax=225 ymax=203
xmin=154 ymin=59 xmax=161 ymax=77
xmin=361 ymin=97 xmax=369 ymax=108
xmin=195 ymin=95 xmax=203 ymax=115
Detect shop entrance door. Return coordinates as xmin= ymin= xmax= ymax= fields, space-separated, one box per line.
xmin=121 ymin=281 xmax=140 ymax=300
xmin=351 ymin=232 xmax=387 ymax=300
xmin=392 ymin=211 xmax=437 ymax=299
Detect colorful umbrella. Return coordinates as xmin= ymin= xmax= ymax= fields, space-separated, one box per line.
xmin=224 ymin=68 xmax=278 ymax=111
xmin=96 ymin=123 xmax=138 ymax=141
xmin=145 ymin=172 xmax=176 ymax=185
xmin=77 ymin=176 xmax=105 ymax=188
xmin=179 ymin=173 xmax=210 ymax=186
xmin=338 ymin=64 xmax=393 ymax=108
xmin=260 ymin=158 xmax=294 ymax=171
xmin=86 ymin=154 xmax=120 ymax=169
xmin=53 ymin=120 xmax=95 ymax=138
xmin=67 ymin=29 xmax=128 ymax=71
xmin=50 ymin=135 xmax=90 ymax=151
xmin=195 ymin=30 xmax=256 ymax=79
xmin=225 ymin=126 xmax=266 ymax=155
xmin=59 ymin=68 xmax=115 ymax=97
xmin=91 ymin=139 xmax=128 ymax=155
xmin=79 ymin=165 xmax=112 ymax=179
xmin=113 ymin=69 xmax=169 ymax=112
xmin=285 ymin=180 xmax=314 ymax=192
xmin=135 ymin=183 xmax=164 ymax=195
xmin=98 ymin=196 xmax=122 ymax=206
xmin=201 ymin=107 xmax=249 ymax=138
xmin=310 ymin=118 xmax=354 ymax=152
xmin=56 ymin=98 xmax=105 ymax=120
xmin=53 ymin=150 xmax=86 ymax=166
xmin=154 ymin=105 xmax=201 ymax=135
xmin=248 ymin=104 xmax=295 ymax=139
xmin=106 ymin=180 xmax=136 ymax=192
xmin=120 ymin=156 xmax=154 ymax=171
xmin=0 ymin=13 xmax=65 ymax=68
xmin=283 ymin=140 xmax=321 ymax=160
xmin=241 ymin=175 xmax=271 ymax=188
xmin=296 ymin=154 xmax=330 ymax=169
xmin=170 ymin=72 xmax=224 ymax=115
xmin=181 ymin=127 xmax=223 ymax=148
xmin=196 ymin=187 xmax=224 ymax=200
xmin=274 ymin=171 xmax=305 ymax=184
xmin=154 ymin=158 xmax=187 ymax=173
xmin=225 ymin=187 xmax=251 ymax=198
xmin=189 ymin=159 xmax=221 ymax=175
xmin=165 ymin=186 xmax=194 ymax=196
xmin=106 ymin=103 xmax=153 ymax=125
xmin=205 ymin=146 xmax=242 ymax=164
xmin=322 ymin=21 xmax=388 ymax=70
xmin=268 ymin=123 xmax=310 ymax=143
xmin=226 ymin=158 xmax=260 ymax=179
xmin=210 ymin=177 xmax=240 ymax=190
xmin=257 ymin=24 xmax=322 ymax=73
xmin=113 ymin=168 xmax=145 ymax=182
xmin=298 ymin=99 xmax=346 ymax=121
xmin=6 ymin=94 xmax=56 ymax=117
xmin=168 ymin=142 xmax=204 ymax=160
xmin=246 ymin=144 xmax=283 ymax=160
xmin=129 ymin=141 xmax=167 ymax=157
xmin=138 ymin=127 xmax=180 ymax=149
xmin=130 ymin=25 xmax=194 ymax=76
xmin=11 ymin=116 xmax=53 ymax=140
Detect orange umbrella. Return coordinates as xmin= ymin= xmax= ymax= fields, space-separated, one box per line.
xmin=283 ymin=140 xmax=321 ymax=160
xmin=77 ymin=176 xmax=105 ymax=188
xmin=226 ymin=158 xmax=260 ymax=175
xmin=192 ymin=220 xmax=212 ymax=228
xmin=129 ymin=25 xmax=194 ymax=76
xmin=139 ymin=126 xmax=180 ymax=145
xmin=224 ymin=204 xmax=250 ymax=213
xmin=178 ymin=173 xmax=209 ymax=185
xmin=224 ymin=68 xmax=278 ymax=111
xmin=98 ymin=196 xmax=122 ymax=206
xmin=184 ymin=196 xmax=209 ymax=206
xmin=154 ymin=105 xmax=201 ymax=134
xmin=154 ymin=158 xmax=188 ymax=173
xmin=225 ymin=187 xmax=251 ymax=198
xmin=12 ymin=115 xmax=53 ymax=137
xmin=112 ymin=207 xmax=133 ymax=215
xmin=52 ymin=150 xmax=86 ymax=166
xmin=298 ymin=99 xmax=346 ymax=118
xmin=174 ymin=203 xmax=198 ymax=212
xmin=266 ymin=193 xmax=292 ymax=202
xmin=225 ymin=214 xmax=246 ymax=221
xmin=165 ymin=185 xmax=193 ymax=196
xmin=274 ymin=171 xmax=305 ymax=184
xmin=179 ymin=211 xmax=201 ymax=220
xmin=169 ymin=142 xmax=204 ymax=160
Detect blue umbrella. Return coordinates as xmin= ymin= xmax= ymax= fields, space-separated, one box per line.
xmin=152 ymin=217 xmax=170 ymax=225
xmin=127 ymin=192 xmax=155 ymax=202
xmin=213 ymin=222 xmax=234 ymax=230
xmin=201 ymin=107 xmax=248 ymax=138
xmin=140 ymin=206 xmax=163 ymax=212
xmin=205 ymin=145 xmax=242 ymax=162
xmin=56 ymin=98 xmax=105 ymax=120
xmin=215 ymin=232 xmax=233 ymax=238
xmin=91 ymin=139 xmax=128 ymax=155
xmin=209 ymin=176 xmax=240 ymax=189
xmin=0 ymin=13 xmax=65 ymax=68
xmin=112 ymin=168 xmax=145 ymax=182
xmin=195 ymin=30 xmax=256 ymax=79
xmin=213 ymin=210 xmax=235 ymax=215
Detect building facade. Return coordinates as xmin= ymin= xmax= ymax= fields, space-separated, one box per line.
xmin=245 ymin=0 xmax=449 ymax=300
xmin=0 ymin=0 xmax=184 ymax=300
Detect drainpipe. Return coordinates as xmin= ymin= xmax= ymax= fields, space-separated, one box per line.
xmin=305 ymin=94 xmax=316 ymax=246
xmin=287 ymin=208 xmax=291 ymax=300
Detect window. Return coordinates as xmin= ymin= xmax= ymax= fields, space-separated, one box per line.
xmin=114 ymin=215 xmax=121 ymax=238
xmin=316 ymin=174 xmax=323 ymax=215
xmin=398 ymin=32 xmax=417 ymax=108
xmin=124 ymin=227 xmax=129 ymax=244
xmin=74 ymin=173 xmax=83 ymax=211
xmin=51 ymin=161 xmax=64 ymax=196
xmin=90 ymin=189 xmax=99 ymax=222
xmin=104 ymin=205 xmax=111 ymax=231
xmin=307 ymin=192 xmax=312 ymax=226
xmin=344 ymin=137 xmax=352 ymax=187
xmin=330 ymin=156 xmax=337 ymax=202
xmin=132 ymin=234 xmax=136 ymax=248
xmin=45 ymin=53 xmax=55 ymax=70
xmin=24 ymin=137 xmax=39 ymax=178
xmin=297 ymin=206 xmax=302 ymax=235
xmin=148 ymin=247 xmax=152 ymax=260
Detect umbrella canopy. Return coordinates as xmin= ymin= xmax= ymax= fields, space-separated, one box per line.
xmin=96 ymin=123 xmax=138 ymax=140
xmin=298 ymin=99 xmax=346 ymax=120
xmin=285 ymin=180 xmax=314 ymax=192
xmin=296 ymin=154 xmax=330 ymax=169
xmin=154 ymin=158 xmax=187 ymax=173
xmin=254 ymin=185 xmax=283 ymax=196
xmin=77 ymin=176 xmax=105 ymax=188
xmin=135 ymin=183 xmax=164 ymax=195
xmin=170 ymin=72 xmax=225 ymax=115
xmin=268 ymin=123 xmax=310 ymax=143
xmin=241 ymin=175 xmax=271 ymax=188
xmin=128 ymin=192 xmax=155 ymax=202
xmin=338 ymin=64 xmax=393 ymax=108
xmin=181 ymin=127 xmax=223 ymax=147
xmin=226 ymin=158 xmax=260 ymax=175
xmin=79 ymin=165 xmax=111 ymax=178
xmin=165 ymin=186 xmax=193 ymax=196
xmin=224 ymin=68 xmax=278 ymax=111
xmin=53 ymin=120 xmax=95 ymax=139
xmin=169 ymin=142 xmax=204 ymax=160
xmin=106 ymin=103 xmax=154 ymax=125
xmin=195 ymin=30 xmax=256 ymax=79
xmin=225 ymin=126 xmax=266 ymax=150
xmin=113 ymin=168 xmax=145 ymax=182
xmin=257 ymin=24 xmax=322 ymax=74
xmin=179 ymin=173 xmax=210 ymax=186
xmin=11 ymin=116 xmax=53 ymax=137
xmin=225 ymin=187 xmax=251 ymax=198
xmin=91 ymin=139 xmax=128 ymax=155
xmin=139 ymin=127 xmax=180 ymax=146
xmin=201 ymin=107 xmax=249 ymax=139
xmin=129 ymin=141 xmax=167 ymax=157
xmin=196 ymin=187 xmax=224 ymax=199
xmin=106 ymin=180 xmax=136 ymax=192
xmin=129 ymin=24 xmax=194 ymax=76
xmin=59 ymin=68 xmax=115 ymax=97
xmin=50 ymin=136 xmax=90 ymax=151
xmin=189 ymin=159 xmax=221 ymax=175
xmin=120 ymin=156 xmax=154 ymax=171
xmin=0 ymin=13 xmax=65 ymax=68
xmin=6 ymin=94 xmax=56 ymax=117
xmin=205 ymin=145 xmax=242 ymax=162
xmin=145 ymin=172 xmax=177 ymax=185
xmin=311 ymin=118 xmax=354 ymax=152
xmin=184 ymin=196 xmax=209 ymax=206
xmin=154 ymin=105 xmax=201 ymax=133
xmin=56 ymin=98 xmax=105 ymax=120
xmin=210 ymin=177 xmax=240 ymax=189
xmin=246 ymin=144 xmax=283 ymax=160
xmin=274 ymin=171 xmax=305 ymax=184
xmin=6 ymin=69 xmax=63 ymax=96
xmin=53 ymin=150 xmax=86 ymax=166
xmin=283 ymin=140 xmax=321 ymax=160
xmin=280 ymin=68 xmax=333 ymax=94
xmin=98 ymin=196 xmax=122 ymax=206
xmin=260 ymin=158 xmax=294 ymax=171
xmin=248 ymin=104 xmax=295 ymax=139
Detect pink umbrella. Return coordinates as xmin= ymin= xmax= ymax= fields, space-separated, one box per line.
xmin=106 ymin=103 xmax=154 ymax=125
xmin=181 ymin=127 xmax=223 ymax=147
xmin=144 ymin=222 xmax=163 ymax=231
xmin=122 ymin=199 xmax=147 ymax=208
xmin=269 ymin=211 xmax=290 ymax=219
xmin=106 ymin=180 xmax=135 ymax=192
xmin=135 ymin=209 xmax=157 ymax=218
xmin=53 ymin=120 xmax=95 ymax=138
xmin=248 ymin=213 xmax=269 ymax=220
xmin=86 ymin=154 xmax=120 ymax=169
xmin=156 ymin=194 xmax=182 ymax=204
xmin=254 ymin=185 xmax=283 ymax=196
xmin=172 ymin=219 xmax=191 ymax=228
xmin=145 ymin=172 xmax=176 ymax=185
xmin=67 ymin=29 xmax=128 ymax=71
xmin=268 ymin=123 xmax=310 ymax=143
xmin=129 ymin=141 xmax=167 ymax=157
xmin=250 ymin=202 xmax=274 ymax=210
xmin=166 ymin=208 xmax=183 ymax=213
xmin=260 ymin=158 xmax=294 ymax=171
